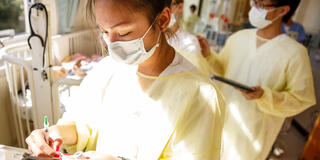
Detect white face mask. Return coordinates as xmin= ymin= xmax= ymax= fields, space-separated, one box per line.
xmin=103 ymin=19 xmax=161 ymax=66
xmin=249 ymin=6 xmax=279 ymax=29
xmin=168 ymin=13 xmax=177 ymax=28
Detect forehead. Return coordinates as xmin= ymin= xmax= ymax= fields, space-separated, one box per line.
xmin=94 ymin=0 xmax=142 ymax=28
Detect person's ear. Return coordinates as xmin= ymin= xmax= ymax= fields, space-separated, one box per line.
xmin=158 ymin=7 xmax=171 ymax=31
xmin=278 ymin=5 xmax=290 ymax=17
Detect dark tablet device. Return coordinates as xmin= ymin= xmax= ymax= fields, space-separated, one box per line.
xmin=22 ymin=153 xmax=59 ymax=160
xmin=210 ymin=75 xmax=254 ymax=92
xmin=22 ymin=156 xmax=59 ymax=160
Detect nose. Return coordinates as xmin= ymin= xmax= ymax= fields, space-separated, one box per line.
xmin=103 ymin=33 xmax=118 ymax=43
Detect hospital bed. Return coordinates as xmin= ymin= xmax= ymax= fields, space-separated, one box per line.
xmin=0 ymin=29 xmax=100 ymax=148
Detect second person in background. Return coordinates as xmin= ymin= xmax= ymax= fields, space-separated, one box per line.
xmin=184 ymin=4 xmax=200 ymax=34
xmin=198 ymin=0 xmax=316 ymax=159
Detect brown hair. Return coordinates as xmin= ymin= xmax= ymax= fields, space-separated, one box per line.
xmin=173 ymin=0 xmax=183 ymax=4
xmin=86 ymin=0 xmax=173 ymax=55
xmin=270 ymin=0 xmax=301 ymax=23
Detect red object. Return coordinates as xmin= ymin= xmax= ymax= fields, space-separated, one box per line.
xmin=210 ymin=13 xmax=215 ymax=19
xmin=224 ymin=17 xmax=229 ymax=23
xmin=220 ymin=14 xmax=225 ymax=20
xmin=56 ymin=145 xmax=60 ymax=152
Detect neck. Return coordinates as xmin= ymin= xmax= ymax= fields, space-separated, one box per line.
xmin=285 ymin=19 xmax=294 ymax=27
xmin=138 ymin=35 xmax=175 ymax=76
xmin=257 ymin=19 xmax=283 ymax=39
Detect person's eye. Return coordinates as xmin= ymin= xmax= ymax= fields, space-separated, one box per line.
xmin=119 ymin=32 xmax=131 ymax=37
xmin=103 ymin=31 xmax=109 ymax=35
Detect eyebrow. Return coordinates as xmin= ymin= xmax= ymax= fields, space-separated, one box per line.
xmin=99 ymin=20 xmax=131 ymax=31
xmin=111 ymin=21 xmax=131 ymax=28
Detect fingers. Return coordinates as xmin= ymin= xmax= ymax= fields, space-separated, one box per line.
xmin=48 ymin=137 xmax=62 ymax=152
xmin=53 ymin=138 xmax=63 ymax=151
xmin=197 ymin=35 xmax=209 ymax=47
xmin=25 ymin=130 xmax=59 ymax=158
xmin=235 ymin=87 xmax=257 ymax=100
xmin=196 ymin=36 xmax=211 ymax=57
xmin=241 ymin=90 xmax=261 ymax=100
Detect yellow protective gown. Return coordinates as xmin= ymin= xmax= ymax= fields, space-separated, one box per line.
xmin=206 ymin=29 xmax=316 ymax=160
xmin=184 ymin=14 xmax=200 ymax=34
xmin=58 ymin=51 xmax=225 ymax=160
xmin=168 ymin=28 xmax=201 ymax=55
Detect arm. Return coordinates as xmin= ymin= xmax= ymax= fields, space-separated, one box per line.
xmin=49 ymin=123 xmax=77 ymax=145
xmin=255 ymin=50 xmax=316 ymax=117
xmin=160 ymin=83 xmax=225 ymax=160
xmin=197 ymin=35 xmax=230 ymax=76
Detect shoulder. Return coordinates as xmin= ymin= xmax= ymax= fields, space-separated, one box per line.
xmin=227 ymin=29 xmax=256 ymax=42
xmin=174 ymin=73 xmax=223 ymax=102
xmin=231 ymin=29 xmax=256 ymax=37
xmin=293 ymin=22 xmax=304 ymax=29
xmin=280 ymin=38 xmax=307 ymax=56
xmin=173 ymin=73 xmax=225 ymax=121
xmin=276 ymin=38 xmax=309 ymax=66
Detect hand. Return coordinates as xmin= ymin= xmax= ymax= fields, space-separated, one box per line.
xmin=236 ymin=86 xmax=264 ymax=100
xmin=197 ymin=35 xmax=211 ymax=57
xmin=25 ymin=128 xmax=63 ymax=158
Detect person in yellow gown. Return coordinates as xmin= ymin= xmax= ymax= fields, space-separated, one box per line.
xmin=184 ymin=5 xmax=200 ymax=34
xmin=197 ymin=0 xmax=316 ymax=159
xmin=25 ymin=0 xmax=225 ymax=160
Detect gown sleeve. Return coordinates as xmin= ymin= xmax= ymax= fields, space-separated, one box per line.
xmin=160 ymin=80 xmax=225 ymax=160
xmin=57 ymin=58 xmax=115 ymax=154
xmin=205 ymin=37 xmax=232 ymax=77
xmin=256 ymin=48 xmax=316 ymax=117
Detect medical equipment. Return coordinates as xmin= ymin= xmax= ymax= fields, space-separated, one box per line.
xmin=43 ymin=116 xmax=49 ymax=143
xmin=1 ymin=29 xmax=99 ymax=148
xmin=28 ymin=3 xmax=49 ymax=74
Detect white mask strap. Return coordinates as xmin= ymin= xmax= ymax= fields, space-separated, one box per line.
xmin=142 ymin=15 xmax=159 ymax=39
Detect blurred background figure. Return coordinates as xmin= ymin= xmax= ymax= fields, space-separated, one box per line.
xmin=184 ymin=4 xmax=200 ymax=34
xmin=167 ymin=0 xmax=201 ymax=55
xmin=281 ymin=0 xmax=306 ymax=43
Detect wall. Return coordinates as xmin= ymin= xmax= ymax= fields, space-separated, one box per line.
xmin=293 ymin=0 xmax=320 ymax=34
xmin=73 ymin=0 xmax=90 ymax=32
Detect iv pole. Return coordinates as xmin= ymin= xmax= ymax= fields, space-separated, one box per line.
xmin=27 ymin=1 xmax=54 ymax=129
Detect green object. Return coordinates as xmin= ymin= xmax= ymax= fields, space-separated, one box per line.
xmin=44 ymin=116 xmax=48 ymax=127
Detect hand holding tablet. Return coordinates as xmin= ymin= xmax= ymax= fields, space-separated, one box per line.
xmin=210 ymin=75 xmax=254 ymax=92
